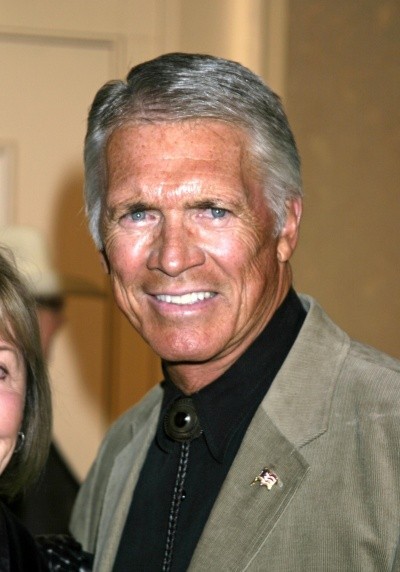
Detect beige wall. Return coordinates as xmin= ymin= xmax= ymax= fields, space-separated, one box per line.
xmin=286 ymin=0 xmax=400 ymax=360
xmin=1 ymin=0 xmax=398 ymax=479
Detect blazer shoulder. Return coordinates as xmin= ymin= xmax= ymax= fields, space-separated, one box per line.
xmin=340 ymin=338 xmax=400 ymax=407
xmin=299 ymin=294 xmax=400 ymax=383
xmin=91 ymin=384 xmax=163 ymax=480
xmin=347 ymin=338 xmax=400 ymax=376
xmin=105 ymin=384 xmax=163 ymax=448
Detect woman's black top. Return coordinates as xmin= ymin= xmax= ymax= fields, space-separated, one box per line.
xmin=0 ymin=501 xmax=47 ymax=571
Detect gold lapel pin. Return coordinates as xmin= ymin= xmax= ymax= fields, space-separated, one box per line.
xmin=251 ymin=467 xmax=278 ymax=490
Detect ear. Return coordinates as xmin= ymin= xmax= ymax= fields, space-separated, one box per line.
xmin=99 ymin=248 xmax=111 ymax=274
xmin=277 ymin=198 xmax=302 ymax=263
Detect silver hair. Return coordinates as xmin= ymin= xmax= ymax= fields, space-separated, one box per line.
xmin=84 ymin=52 xmax=303 ymax=248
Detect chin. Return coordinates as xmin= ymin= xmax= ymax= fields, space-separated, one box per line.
xmin=151 ymin=337 xmax=221 ymax=364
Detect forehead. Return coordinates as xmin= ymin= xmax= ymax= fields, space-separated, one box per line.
xmin=105 ymin=120 xmax=254 ymax=186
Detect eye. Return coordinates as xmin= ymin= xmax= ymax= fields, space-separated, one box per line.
xmin=0 ymin=365 xmax=8 ymax=380
xmin=129 ymin=210 xmax=147 ymax=222
xmin=210 ymin=207 xmax=227 ymax=219
xmin=118 ymin=206 xmax=159 ymax=229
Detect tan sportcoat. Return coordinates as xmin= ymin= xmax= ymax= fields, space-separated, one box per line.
xmin=71 ymin=296 xmax=400 ymax=571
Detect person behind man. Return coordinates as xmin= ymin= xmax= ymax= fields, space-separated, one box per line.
xmin=70 ymin=53 xmax=400 ymax=571
xmin=0 ymin=225 xmax=98 ymax=535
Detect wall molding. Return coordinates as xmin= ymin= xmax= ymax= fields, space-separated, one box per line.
xmin=0 ymin=140 xmax=17 ymax=225
xmin=0 ymin=25 xmax=126 ymax=77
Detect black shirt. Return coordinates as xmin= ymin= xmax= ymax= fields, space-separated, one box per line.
xmin=113 ymin=289 xmax=306 ymax=571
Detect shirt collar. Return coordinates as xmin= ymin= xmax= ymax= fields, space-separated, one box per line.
xmin=157 ymin=289 xmax=306 ymax=462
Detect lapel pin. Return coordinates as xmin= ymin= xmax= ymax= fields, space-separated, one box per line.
xmin=251 ymin=467 xmax=278 ymax=490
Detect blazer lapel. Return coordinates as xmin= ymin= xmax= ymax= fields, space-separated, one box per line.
xmin=264 ymin=294 xmax=348 ymax=447
xmin=94 ymin=402 xmax=161 ymax=571
xmin=190 ymin=296 xmax=347 ymax=570
xmin=189 ymin=405 xmax=309 ymax=571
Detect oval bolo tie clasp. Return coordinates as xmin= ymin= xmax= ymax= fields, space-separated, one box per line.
xmin=164 ymin=397 xmax=202 ymax=442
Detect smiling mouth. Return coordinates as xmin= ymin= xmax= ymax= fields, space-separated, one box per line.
xmin=155 ymin=291 xmax=216 ymax=305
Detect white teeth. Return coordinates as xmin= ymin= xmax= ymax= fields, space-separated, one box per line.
xmin=156 ymin=292 xmax=215 ymax=305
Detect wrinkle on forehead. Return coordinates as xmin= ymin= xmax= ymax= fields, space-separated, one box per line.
xmin=105 ymin=120 xmax=261 ymax=207
xmin=107 ymin=120 xmax=250 ymax=174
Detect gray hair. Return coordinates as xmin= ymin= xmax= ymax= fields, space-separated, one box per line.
xmin=84 ymin=52 xmax=303 ymax=248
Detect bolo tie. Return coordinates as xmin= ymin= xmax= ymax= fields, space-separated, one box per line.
xmin=162 ymin=397 xmax=202 ymax=572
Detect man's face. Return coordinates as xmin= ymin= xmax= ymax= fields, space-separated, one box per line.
xmin=103 ymin=121 xmax=297 ymax=375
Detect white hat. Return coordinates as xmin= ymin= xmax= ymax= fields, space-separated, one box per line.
xmin=0 ymin=225 xmax=104 ymax=298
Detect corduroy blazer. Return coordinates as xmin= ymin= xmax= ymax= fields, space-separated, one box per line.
xmin=70 ymin=295 xmax=400 ymax=571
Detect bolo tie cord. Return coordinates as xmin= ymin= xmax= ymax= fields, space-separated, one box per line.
xmin=162 ymin=441 xmax=190 ymax=572
xmin=162 ymin=397 xmax=202 ymax=572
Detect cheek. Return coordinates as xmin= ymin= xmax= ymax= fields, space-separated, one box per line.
xmin=207 ymin=224 xmax=276 ymax=278
xmin=0 ymin=393 xmax=24 ymax=440
xmin=239 ymin=209 xmax=279 ymax=271
xmin=106 ymin=233 xmax=141 ymax=280
xmin=105 ymin=235 xmax=147 ymax=322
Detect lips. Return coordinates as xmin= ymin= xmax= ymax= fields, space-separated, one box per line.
xmin=155 ymin=291 xmax=216 ymax=305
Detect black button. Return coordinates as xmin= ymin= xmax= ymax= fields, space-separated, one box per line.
xmin=164 ymin=397 xmax=202 ymax=442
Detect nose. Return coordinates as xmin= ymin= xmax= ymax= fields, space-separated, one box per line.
xmin=147 ymin=217 xmax=205 ymax=277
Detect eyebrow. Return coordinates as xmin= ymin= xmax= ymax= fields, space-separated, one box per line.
xmin=0 ymin=344 xmax=21 ymax=361
xmin=189 ymin=199 xmax=221 ymax=209
xmin=0 ymin=344 xmax=16 ymax=352
xmin=188 ymin=196 xmax=244 ymax=211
